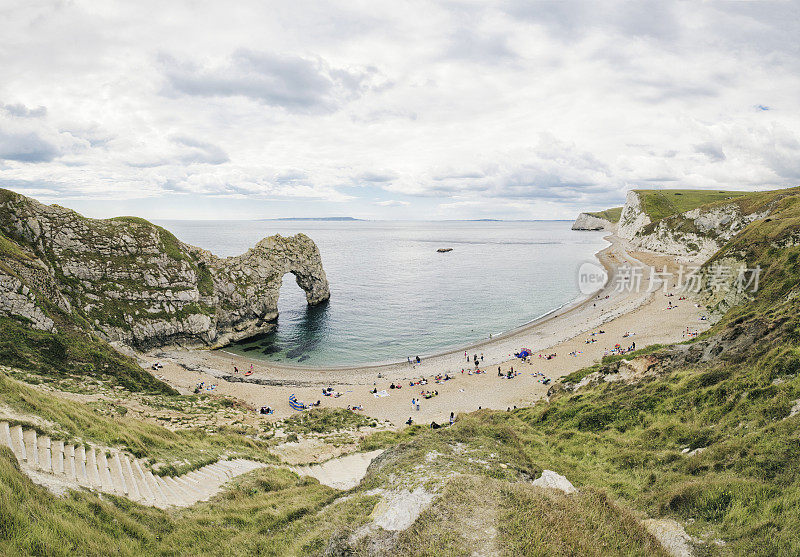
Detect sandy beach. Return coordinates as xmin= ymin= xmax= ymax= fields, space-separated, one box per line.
xmin=146 ymin=235 xmax=710 ymax=426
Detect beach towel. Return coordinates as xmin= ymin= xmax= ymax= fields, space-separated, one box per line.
xmin=373 ymin=390 xmax=389 ymax=398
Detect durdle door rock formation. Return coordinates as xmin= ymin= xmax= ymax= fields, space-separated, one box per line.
xmin=0 ymin=188 xmax=329 ymax=349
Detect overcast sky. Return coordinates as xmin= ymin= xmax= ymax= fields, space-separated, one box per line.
xmin=1 ymin=1 xmax=799 ymax=220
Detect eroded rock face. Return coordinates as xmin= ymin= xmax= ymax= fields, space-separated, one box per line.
xmin=614 ymin=190 xmax=773 ymax=262
xmin=0 ymin=189 xmax=330 ymax=348
xmin=631 ymin=205 xmax=770 ymax=262
xmin=571 ymin=213 xmax=613 ymax=231
xmin=618 ymin=191 xmax=651 ymax=240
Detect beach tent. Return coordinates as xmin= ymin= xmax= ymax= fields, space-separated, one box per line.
xmin=516 ymin=350 xmax=530 ymax=358
xmin=288 ymin=394 xmax=306 ymax=411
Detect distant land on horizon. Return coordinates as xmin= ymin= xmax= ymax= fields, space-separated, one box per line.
xmin=261 ymin=216 xmax=364 ymax=221
xmin=256 ymin=217 xmax=574 ymax=222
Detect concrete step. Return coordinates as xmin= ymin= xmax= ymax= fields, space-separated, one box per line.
xmin=195 ymin=465 xmax=228 ymax=481
xmin=97 ymin=451 xmax=114 ymax=492
xmin=161 ymin=476 xmax=184 ymax=502
xmin=75 ymin=445 xmax=88 ymax=485
xmin=135 ymin=460 xmax=164 ymax=506
xmin=22 ymin=429 xmax=38 ymax=467
xmin=86 ymin=447 xmax=102 ymax=489
xmin=182 ymin=471 xmax=211 ymax=495
xmin=180 ymin=470 xmax=205 ymax=487
xmin=52 ymin=439 xmax=64 ymax=475
xmin=172 ymin=475 xmax=203 ymax=497
xmin=120 ymin=455 xmax=141 ymax=502
xmin=37 ymin=435 xmax=52 ymax=473
xmin=0 ymin=422 xmax=13 ymax=452
xmin=2 ymin=423 xmax=268 ymax=509
xmin=147 ymin=472 xmax=169 ymax=506
xmin=110 ymin=453 xmax=128 ymax=495
xmin=64 ymin=444 xmax=77 ymax=480
xmin=9 ymin=425 xmax=26 ymax=461
xmin=132 ymin=460 xmax=156 ymax=504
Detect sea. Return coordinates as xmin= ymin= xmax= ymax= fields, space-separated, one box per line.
xmin=156 ymin=220 xmax=608 ymax=367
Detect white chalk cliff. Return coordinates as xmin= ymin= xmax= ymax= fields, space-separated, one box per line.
xmin=571 ymin=213 xmax=614 ymax=231
xmin=610 ymin=190 xmax=775 ymax=262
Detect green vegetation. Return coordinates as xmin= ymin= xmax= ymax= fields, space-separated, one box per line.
xmin=110 ymin=216 xmax=187 ymax=261
xmin=0 ymin=230 xmax=33 ymax=260
xmin=0 ymin=451 xmax=379 ymax=556
xmin=281 ymin=408 xmax=377 ymax=435
xmin=498 ymin=485 xmax=667 ymax=556
xmin=586 ymin=206 xmax=623 ymax=223
xmin=0 ymin=316 xmax=174 ymax=394
xmin=196 ymin=261 xmax=214 ymax=296
xmin=0 ymin=371 xmax=274 ymax=473
xmin=635 ymin=189 xmax=748 ymax=222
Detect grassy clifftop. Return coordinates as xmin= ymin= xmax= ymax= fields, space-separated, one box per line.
xmin=586 ymin=206 xmax=623 ymax=223
xmin=633 ymin=189 xmax=748 ymax=222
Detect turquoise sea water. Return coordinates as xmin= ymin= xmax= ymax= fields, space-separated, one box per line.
xmin=157 ymin=220 xmax=607 ymax=367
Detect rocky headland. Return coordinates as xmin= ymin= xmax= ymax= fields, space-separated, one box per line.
xmin=0 ymin=188 xmax=330 ymax=349
xmin=571 ymin=212 xmax=615 ymax=231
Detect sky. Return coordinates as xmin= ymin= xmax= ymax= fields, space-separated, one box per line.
xmin=0 ymin=0 xmax=799 ymax=220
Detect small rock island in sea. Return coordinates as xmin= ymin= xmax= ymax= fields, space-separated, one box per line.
xmin=0 ymin=188 xmax=329 ymax=350
xmin=436 ymin=248 xmax=453 ymax=253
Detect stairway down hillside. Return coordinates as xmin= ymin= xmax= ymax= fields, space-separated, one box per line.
xmin=0 ymin=421 xmax=266 ymax=508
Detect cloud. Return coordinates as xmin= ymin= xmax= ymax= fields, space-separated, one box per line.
xmin=375 ymin=199 xmax=409 ymax=207
xmin=171 ymin=136 xmax=229 ymax=165
xmin=445 ymin=28 xmax=517 ymax=63
xmin=694 ymin=142 xmax=726 ymax=162
xmin=0 ymin=1 xmax=798 ymax=218
xmin=2 ymin=103 xmax=47 ymax=118
xmin=0 ymin=129 xmax=59 ymax=162
xmin=502 ymin=0 xmax=681 ymax=41
xmin=160 ymin=50 xmax=386 ymax=113
xmin=355 ymin=171 xmax=397 ymax=184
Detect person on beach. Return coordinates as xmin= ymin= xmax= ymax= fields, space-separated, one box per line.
xmin=406 ymin=417 xmax=413 ymax=425
xmin=234 ymin=366 xmax=238 ymax=374
xmin=449 ymin=412 xmax=455 ymax=426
